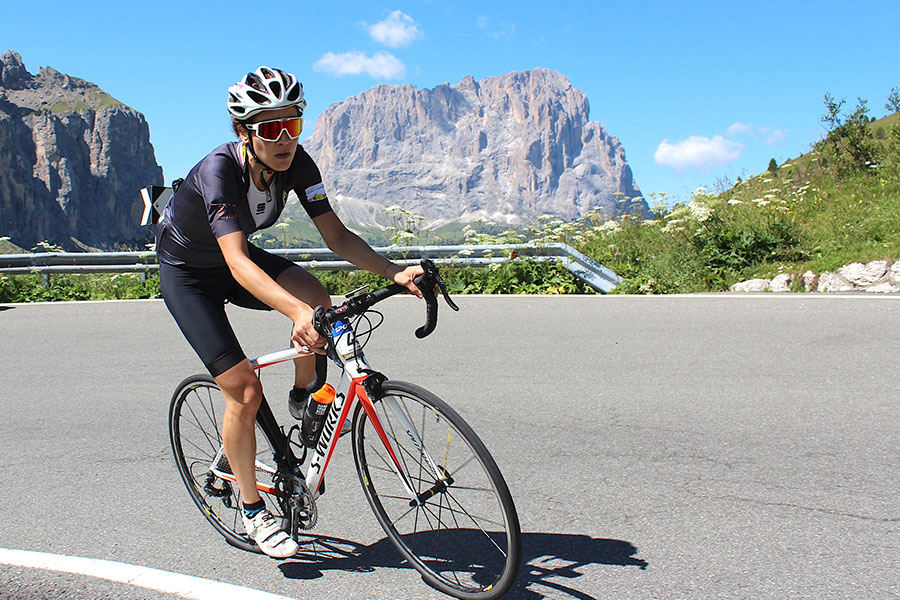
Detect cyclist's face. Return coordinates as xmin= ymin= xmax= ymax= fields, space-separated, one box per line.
xmin=244 ymin=107 xmax=300 ymax=171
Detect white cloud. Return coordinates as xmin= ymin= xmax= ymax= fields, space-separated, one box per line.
xmin=767 ymin=129 xmax=788 ymax=146
xmin=726 ymin=122 xmax=752 ymax=136
xmin=313 ymin=51 xmax=406 ymax=79
xmin=654 ymin=135 xmax=744 ymax=174
xmin=474 ymin=15 xmax=515 ymax=39
xmin=369 ymin=10 xmax=423 ymax=47
xmin=727 ymin=122 xmax=789 ymax=147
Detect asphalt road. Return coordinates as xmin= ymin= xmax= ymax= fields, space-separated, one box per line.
xmin=0 ymin=295 xmax=898 ymax=599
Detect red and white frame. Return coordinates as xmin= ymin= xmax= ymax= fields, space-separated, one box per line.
xmin=240 ymin=318 xmax=442 ymax=505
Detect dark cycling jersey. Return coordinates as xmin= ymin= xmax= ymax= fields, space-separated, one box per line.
xmin=157 ymin=140 xmax=334 ymax=376
xmin=156 ymin=141 xmax=333 ymax=268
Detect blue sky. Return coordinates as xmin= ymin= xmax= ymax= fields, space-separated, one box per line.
xmin=5 ymin=0 xmax=899 ymax=206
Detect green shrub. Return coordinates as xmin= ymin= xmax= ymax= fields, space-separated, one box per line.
xmin=0 ymin=273 xmax=160 ymax=303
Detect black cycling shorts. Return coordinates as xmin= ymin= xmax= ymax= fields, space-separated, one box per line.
xmin=159 ymin=244 xmax=296 ymax=377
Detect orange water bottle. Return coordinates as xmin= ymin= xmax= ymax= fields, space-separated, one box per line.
xmin=301 ymin=383 xmax=335 ymax=447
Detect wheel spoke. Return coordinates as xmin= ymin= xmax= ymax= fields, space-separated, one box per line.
xmin=353 ymin=382 xmax=520 ymax=598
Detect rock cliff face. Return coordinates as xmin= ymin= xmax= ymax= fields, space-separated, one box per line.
xmin=0 ymin=50 xmax=162 ymax=250
xmin=302 ymin=69 xmax=644 ymax=228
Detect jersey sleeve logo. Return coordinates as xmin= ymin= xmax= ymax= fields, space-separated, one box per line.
xmin=213 ymin=203 xmax=237 ymax=220
xmin=305 ymin=182 xmax=328 ymax=203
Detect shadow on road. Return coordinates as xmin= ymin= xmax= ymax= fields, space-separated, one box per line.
xmin=279 ymin=531 xmax=647 ymax=599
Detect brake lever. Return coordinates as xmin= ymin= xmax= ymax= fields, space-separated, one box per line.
xmin=435 ymin=273 xmax=459 ymax=311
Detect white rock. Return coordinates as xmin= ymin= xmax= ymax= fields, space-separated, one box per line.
xmin=801 ymin=270 xmax=818 ymax=293
xmin=890 ymin=262 xmax=900 ymax=285
xmin=731 ymin=279 xmax=771 ymax=292
xmin=817 ymin=272 xmax=856 ymax=293
xmin=770 ymin=273 xmax=795 ymax=293
xmin=864 ymin=281 xmax=900 ymax=293
xmin=839 ymin=260 xmax=889 ymax=286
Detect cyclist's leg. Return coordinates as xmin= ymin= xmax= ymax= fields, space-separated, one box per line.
xmin=275 ymin=265 xmax=331 ymax=389
xmin=214 ymin=360 xmax=264 ymax=505
xmin=229 ymin=245 xmax=331 ymax=390
xmin=160 ymin=263 xmax=263 ymax=503
xmin=213 ymin=364 xmax=298 ymax=558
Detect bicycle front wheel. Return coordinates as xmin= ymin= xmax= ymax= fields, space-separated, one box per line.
xmin=352 ymin=380 xmax=521 ymax=600
xmin=168 ymin=374 xmax=283 ymax=553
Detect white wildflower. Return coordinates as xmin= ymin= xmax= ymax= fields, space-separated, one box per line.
xmin=688 ymin=201 xmax=712 ymax=222
xmin=661 ymin=219 xmax=684 ymax=233
xmin=598 ymin=220 xmax=621 ymax=234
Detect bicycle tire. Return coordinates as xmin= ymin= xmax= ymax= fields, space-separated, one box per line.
xmin=351 ymin=380 xmax=521 ymax=600
xmin=168 ymin=374 xmax=283 ymax=554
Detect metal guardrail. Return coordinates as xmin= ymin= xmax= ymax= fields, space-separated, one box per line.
xmin=0 ymin=243 xmax=621 ymax=292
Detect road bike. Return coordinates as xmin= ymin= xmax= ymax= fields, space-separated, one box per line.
xmin=168 ymin=260 xmax=521 ymax=599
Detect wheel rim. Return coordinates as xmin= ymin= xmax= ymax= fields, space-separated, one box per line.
xmin=356 ymin=385 xmax=519 ymax=597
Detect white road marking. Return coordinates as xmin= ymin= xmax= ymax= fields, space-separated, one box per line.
xmin=0 ymin=548 xmax=296 ymax=600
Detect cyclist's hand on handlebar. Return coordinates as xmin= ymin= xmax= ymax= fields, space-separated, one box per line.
xmin=291 ymin=306 xmax=327 ymax=354
xmin=387 ymin=264 xmax=425 ymax=298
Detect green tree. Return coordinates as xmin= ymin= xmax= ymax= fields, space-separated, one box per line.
xmin=886 ymin=86 xmax=900 ymax=113
xmin=817 ymin=93 xmax=879 ymax=172
xmin=767 ymin=158 xmax=778 ymax=173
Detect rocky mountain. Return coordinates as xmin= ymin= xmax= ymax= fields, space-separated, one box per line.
xmin=0 ymin=50 xmax=162 ymax=250
xmin=302 ymin=69 xmax=644 ymax=229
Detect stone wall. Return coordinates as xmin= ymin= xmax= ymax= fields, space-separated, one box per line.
xmin=730 ymin=260 xmax=900 ymax=293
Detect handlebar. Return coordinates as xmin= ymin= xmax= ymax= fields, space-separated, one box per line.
xmin=304 ymin=259 xmax=458 ymax=393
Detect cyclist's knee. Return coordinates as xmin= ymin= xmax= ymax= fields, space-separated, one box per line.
xmin=217 ymin=364 xmax=263 ymax=410
xmin=238 ymin=377 xmax=263 ymax=408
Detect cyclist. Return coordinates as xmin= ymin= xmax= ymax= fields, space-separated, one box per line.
xmin=157 ymin=66 xmax=424 ymax=558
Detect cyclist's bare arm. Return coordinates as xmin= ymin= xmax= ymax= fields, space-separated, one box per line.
xmin=217 ymin=231 xmax=324 ymax=351
xmin=313 ymin=211 xmax=424 ymax=298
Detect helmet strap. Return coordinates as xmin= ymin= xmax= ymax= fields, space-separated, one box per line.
xmin=244 ymin=135 xmax=276 ymax=191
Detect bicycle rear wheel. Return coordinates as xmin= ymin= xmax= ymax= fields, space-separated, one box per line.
xmin=168 ymin=374 xmax=284 ymax=553
xmin=352 ymin=380 xmax=521 ymax=600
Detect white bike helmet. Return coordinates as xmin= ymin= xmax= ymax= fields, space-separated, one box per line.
xmin=227 ymin=66 xmax=306 ymax=120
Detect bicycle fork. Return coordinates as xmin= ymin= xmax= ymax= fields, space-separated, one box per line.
xmin=356 ymin=375 xmax=452 ymax=507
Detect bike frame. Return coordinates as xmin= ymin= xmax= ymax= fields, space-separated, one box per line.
xmin=245 ymin=317 xmax=444 ymax=506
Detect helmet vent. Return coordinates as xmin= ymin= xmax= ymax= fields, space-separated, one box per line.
xmin=227 ymin=66 xmax=305 ymax=119
xmin=248 ymin=74 xmax=267 ymax=93
xmin=247 ymin=90 xmax=271 ymax=105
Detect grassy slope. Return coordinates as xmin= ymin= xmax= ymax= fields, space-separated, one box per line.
xmin=578 ymin=111 xmax=900 ymax=292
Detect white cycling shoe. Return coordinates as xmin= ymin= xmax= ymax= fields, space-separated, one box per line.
xmin=242 ymin=509 xmax=299 ymax=558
